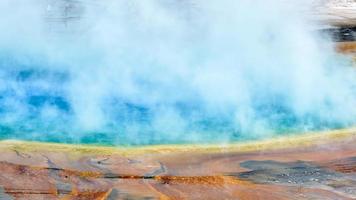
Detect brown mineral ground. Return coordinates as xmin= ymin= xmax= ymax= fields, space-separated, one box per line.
xmin=0 ymin=128 xmax=355 ymax=200
xmin=312 ymin=0 xmax=356 ymax=27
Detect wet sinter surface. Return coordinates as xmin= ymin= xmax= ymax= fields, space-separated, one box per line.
xmin=0 ymin=130 xmax=355 ymax=199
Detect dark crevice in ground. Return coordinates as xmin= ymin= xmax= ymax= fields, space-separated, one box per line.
xmin=232 ymin=159 xmax=356 ymax=197
xmin=323 ymin=26 xmax=356 ymax=42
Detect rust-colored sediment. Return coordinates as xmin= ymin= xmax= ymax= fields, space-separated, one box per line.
xmin=336 ymin=41 xmax=356 ymax=63
xmin=0 ymin=129 xmax=355 ymax=199
xmin=336 ymin=41 xmax=356 ymax=54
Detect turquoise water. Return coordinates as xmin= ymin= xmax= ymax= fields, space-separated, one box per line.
xmin=0 ymin=64 xmax=351 ymax=146
xmin=0 ymin=1 xmax=355 ymax=146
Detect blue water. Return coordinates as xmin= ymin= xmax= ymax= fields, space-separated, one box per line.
xmin=0 ymin=1 xmax=355 ymax=146
xmin=0 ymin=60 xmax=350 ymax=146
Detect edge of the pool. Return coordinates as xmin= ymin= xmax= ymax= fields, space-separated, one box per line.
xmin=0 ymin=127 xmax=355 ymax=156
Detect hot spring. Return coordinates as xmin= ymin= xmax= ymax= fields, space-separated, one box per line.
xmin=0 ymin=0 xmax=355 ymax=146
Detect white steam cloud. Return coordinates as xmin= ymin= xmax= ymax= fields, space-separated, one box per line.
xmin=0 ymin=0 xmax=355 ymax=145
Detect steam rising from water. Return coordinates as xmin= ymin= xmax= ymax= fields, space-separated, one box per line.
xmin=0 ymin=0 xmax=355 ymax=145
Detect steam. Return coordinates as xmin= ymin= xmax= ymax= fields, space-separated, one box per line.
xmin=0 ymin=0 xmax=355 ymax=145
